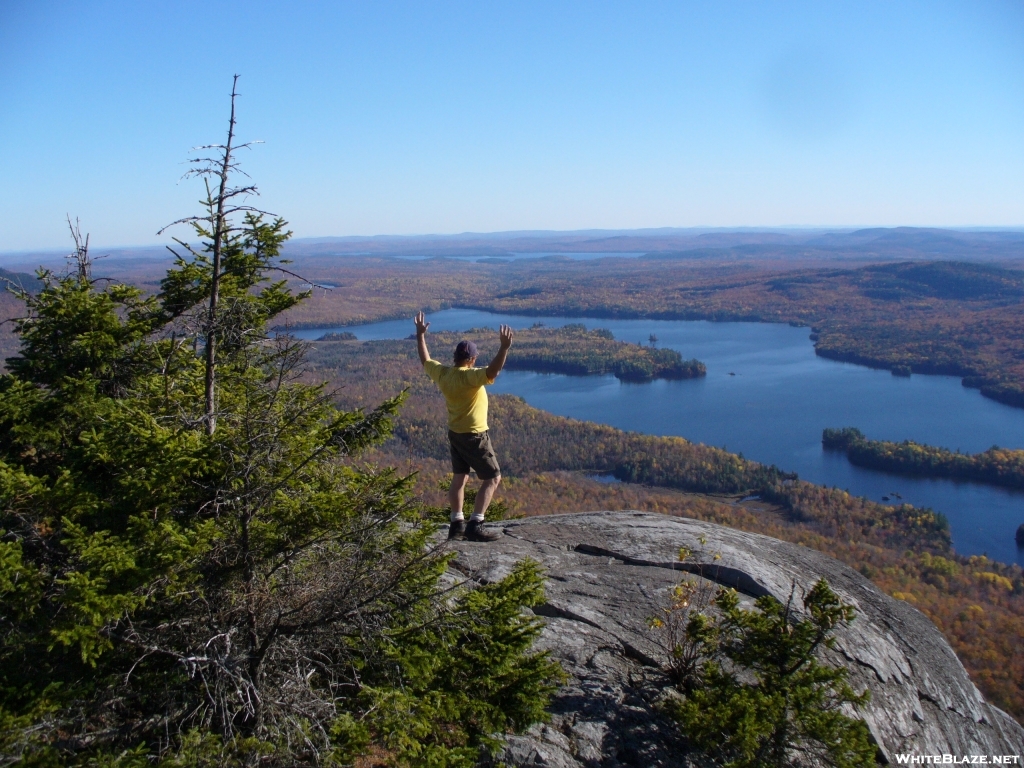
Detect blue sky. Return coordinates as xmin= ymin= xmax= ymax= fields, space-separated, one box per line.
xmin=2 ymin=1 xmax=1024 ymax=250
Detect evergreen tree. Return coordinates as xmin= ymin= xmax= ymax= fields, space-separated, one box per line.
xmin=667 ymin=579 xmax=876 ymax=768
xmin=0 ymin=88 xmax=560 ymax=767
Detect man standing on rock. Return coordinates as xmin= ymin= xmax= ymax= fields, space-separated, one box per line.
xmin=415 ymin=311 xmax=513 ymax=542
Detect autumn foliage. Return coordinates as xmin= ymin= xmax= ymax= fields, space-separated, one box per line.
xmin=277 ymin=256 xmax=1024 ymax=410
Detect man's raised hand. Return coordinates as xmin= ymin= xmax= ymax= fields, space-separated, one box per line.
xmin=486 ymin=325 xmax=514 ymax=380
xmin=414 ymin=312 xmax=432 ymax=365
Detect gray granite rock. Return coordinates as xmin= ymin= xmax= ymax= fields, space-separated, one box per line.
xmin=447 ymin=511 xmax=1024 ymax=767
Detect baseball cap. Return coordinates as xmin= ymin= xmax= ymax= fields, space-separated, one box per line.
xmin=454 ymin=340 xmax=478 ymax=361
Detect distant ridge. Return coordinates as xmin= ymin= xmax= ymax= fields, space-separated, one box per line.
xmin=280 ymin=226 xmax=1024 ymax=263
xmin=5 ymin=227 xmax=1024 ymax=268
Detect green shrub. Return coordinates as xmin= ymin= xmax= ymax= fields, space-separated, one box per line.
xmin=664 ymin=579 xmax=876 ymax=768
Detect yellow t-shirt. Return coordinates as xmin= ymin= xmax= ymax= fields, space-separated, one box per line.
xmin=423 ymin=359 xmax=494 ymax=433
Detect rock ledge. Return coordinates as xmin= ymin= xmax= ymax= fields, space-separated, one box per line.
xmin=448 ymin=511 xmax=1024 ymax=767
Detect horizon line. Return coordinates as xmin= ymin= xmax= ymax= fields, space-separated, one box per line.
xmin=7 ymin=223 xmax=1024 ymax=257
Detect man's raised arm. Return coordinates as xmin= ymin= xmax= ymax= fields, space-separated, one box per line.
xmin=485 ymin=324 xmax=514 ymax=381
xmin=414 ymin=311 xmax=431 ymax=365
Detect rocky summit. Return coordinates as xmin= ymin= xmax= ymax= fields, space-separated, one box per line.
xmin=447 ymin=511 xmax=1024 ymax=767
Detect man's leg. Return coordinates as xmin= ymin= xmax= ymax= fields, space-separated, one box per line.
xmin=469 ymin=474 xmax=502 ymax=523
xmin=464 ymin=473 xmax=502 ymax=542
xmin=454 ymin=430 xmax=503 ymax=543
xmin=448 ymin=473 xmax=469 ymax=521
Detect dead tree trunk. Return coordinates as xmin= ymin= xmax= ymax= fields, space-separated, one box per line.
xmin=204 ymin=75 xmax=241 ymax=435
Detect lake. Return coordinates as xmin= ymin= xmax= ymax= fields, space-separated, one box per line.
xmin=295 ymin=309 xmax=1024 ymax=566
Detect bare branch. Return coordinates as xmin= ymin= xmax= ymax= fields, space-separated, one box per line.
xmin=65 ymin=215 xmax=91 ymax=281
xmin=266 ymin=265 xmax=333 ymax=291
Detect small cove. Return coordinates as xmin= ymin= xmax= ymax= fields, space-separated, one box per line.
xmin=295 ymin=309 xmax=1024 ymax=566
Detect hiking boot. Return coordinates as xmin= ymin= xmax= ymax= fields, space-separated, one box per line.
xmin=465 ymin=520 xmax=501 ymax=542
xmin=447 ymin=520 xmax=467 ymax=541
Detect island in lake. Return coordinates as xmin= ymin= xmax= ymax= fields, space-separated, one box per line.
xmin=823 ymin=426 xmax=1024 ymax=491
xmin=438 ymin=323 xmax=705 ymax=381
xmin=314 ymin=323 xmax=706 ymax=382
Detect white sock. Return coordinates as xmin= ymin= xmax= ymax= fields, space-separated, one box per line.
xmin=451 ymin=512 xmax=465 ymax=523
xmin=469 ymin=512 xmax=485 ymax=523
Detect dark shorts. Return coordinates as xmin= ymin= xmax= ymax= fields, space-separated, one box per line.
xmin=448 ymin=430 xmax=501 ymax=479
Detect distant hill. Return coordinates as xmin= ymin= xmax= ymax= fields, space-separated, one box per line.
xmin=804 ymin=226 xmax=1024 ymax=256
xmin=856 ymin=261 xmax=1024 ymax=302
xmin=647 ymin=227 xmax=1024 ymax=264
xmin=275 ymin=226 xmax=1024 ymax=262
xmin=7 ymin=227 xmax=1024 ymax=265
